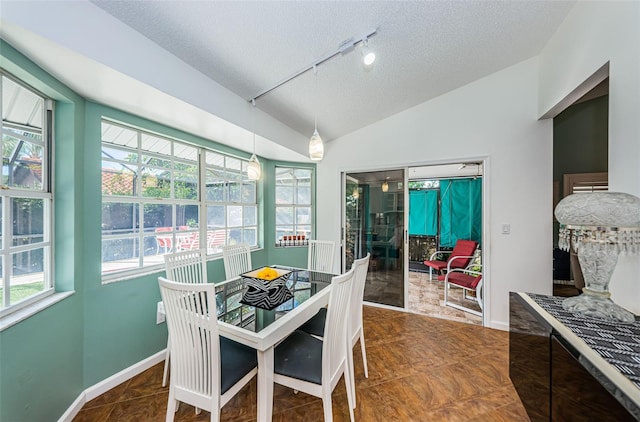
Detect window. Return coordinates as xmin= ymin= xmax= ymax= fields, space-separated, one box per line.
xmin=275 ymin=167 xmax=313 ymax=244
xmin=0 ymin=71 xmax=53 ymax=316
xmin=101 ymin=121 xmax=257 ymax=278
xmin=204 ymin=151 xmax=257 ymax=247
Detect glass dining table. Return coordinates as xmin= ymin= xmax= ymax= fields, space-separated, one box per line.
xmin=213 ymin=266 xmax=335 ymax=421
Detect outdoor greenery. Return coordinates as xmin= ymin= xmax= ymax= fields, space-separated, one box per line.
xmin=0 ymin=280 xmax=45 ymax=307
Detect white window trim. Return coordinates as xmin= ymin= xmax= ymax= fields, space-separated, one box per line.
xmin=275 ymin=166 xmax=314 ymax=245
xmin=0 ymin=291 xmax=73 ymax=332
xmin=0 ymin=71 xmax=54 ymax=319
xmin=100 ymin=120 xmax=259 ymax=281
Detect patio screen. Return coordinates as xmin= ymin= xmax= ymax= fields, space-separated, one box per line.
xmin=408 ymin=178 xmax=482 ymax=247
xmin=439 ymin=178 xmax=482 ymax=247
xmin=408 ymin=190 xmax=438 ymax=236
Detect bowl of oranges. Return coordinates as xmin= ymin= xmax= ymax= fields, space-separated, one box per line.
xmin=241 ymin=266 xmax=292 ymax=288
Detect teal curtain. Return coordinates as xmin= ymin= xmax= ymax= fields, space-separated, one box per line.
xmin=439 ymin=178 xmax=482 ymax=247
xmin=408 ymin=190 xmax=438 ymax=235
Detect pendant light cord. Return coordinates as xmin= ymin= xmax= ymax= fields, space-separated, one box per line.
xmin=251 ymin=99 xmax=257 ymax=154
xmin=313 ymin=65 xmax=318 ymax=132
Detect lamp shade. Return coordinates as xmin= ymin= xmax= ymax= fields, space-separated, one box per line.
xmin=247 ymin=154 xmax=261 ymax=180
xmin=554 ymin=191 xmax=640 ymax=322
xmin=309 ymin=129 xmax=324 ymax=161
xmin=381 ymin=181 xmax=389 ymax=192
xmin=555 ymin=192 xmax=640 ymax=227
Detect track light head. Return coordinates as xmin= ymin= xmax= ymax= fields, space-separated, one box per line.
xmin=361 ymin=38 xmax=376 ymax=70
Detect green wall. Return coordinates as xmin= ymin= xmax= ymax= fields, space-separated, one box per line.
xmin=552 ymin=94 xmax=608 ymax=248
xmin=553 ymin=95 xmax=609 ymax=195
xmin=1 ymin=40 xmax=314 ymax=420
xmin=1 ymin=40 xmax=85 ymax=422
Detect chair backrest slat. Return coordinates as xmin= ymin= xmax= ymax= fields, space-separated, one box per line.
xmin=159 ymin=277 xmax=220 ymax=400
xmin=322 ymin=267 xmax=355 ymax=382
xmin=349 ymin=253 xmax=371 ymax=337
xmin=308 ymin=240 xmax=336 ymax=273
xmin=164 ymin=249 xmax=208 ymax=284
xmin=222 ymin=244 xmax=253 ymax=278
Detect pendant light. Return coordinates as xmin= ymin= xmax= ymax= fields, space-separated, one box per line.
xmin=381 ymin=177 xmax=389 ymax=192
xmin=308 ymin=65 xmax=324 ymax=161
xmin=247 ymin=99 xmax=261 ymax=180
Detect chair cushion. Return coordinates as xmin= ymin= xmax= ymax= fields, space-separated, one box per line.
xmin=446 ymin=272 xmax=482 ymax=290
xmin=274 ymin=330 xmax=323 ymax=385
xmin=423 ymin=259 xmax=447 ymax=271
xmin=297 ymin=307 xmax=326 ymax=337
xmin=220 ymin=336 xmax=258 ymax=394
xmin=449 ymin=240 xmax=478 ymax=268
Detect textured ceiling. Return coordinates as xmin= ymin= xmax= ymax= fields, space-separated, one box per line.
xmin=90 ymin=0 xmax=575 ymax=143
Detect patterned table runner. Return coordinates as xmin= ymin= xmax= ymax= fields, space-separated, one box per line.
xmin=529 ymin=293 xmax=640 ymax=390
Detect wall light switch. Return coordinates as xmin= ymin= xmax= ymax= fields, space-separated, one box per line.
xmin=502 ymin=224 xmax=511 ymax=235
xmin=156 ymin=301 xmax=165 ymax=324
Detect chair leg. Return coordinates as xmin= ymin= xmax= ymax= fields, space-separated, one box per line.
xmin=322 ymin=393 xmax=333 ymax=422
xmin=209 ymin=408 xmax=220 ymax=422
xmin=165 ymin=390 xmax=177 ymax=422
xmin=347 ymin=345 xmax=356 ymax=408
xmin=359 ymin=332 xmax=369 ymax=379
xmin=343 ymin=364 xmax=355 ymax=422
xmin=162 ymin=350 xmax=169 ymax=387
xmin=162 ymin=348 xmax=170 ymax=387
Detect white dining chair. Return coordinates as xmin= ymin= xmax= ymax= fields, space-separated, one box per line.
xmin=272 ymin=267 xmax=356 ymax=422
xmin=162 ymin=249 xmax=208 ymax=387
xmin=221 ymin=244 xmax=252 ymax=278
xmin=158 ymin=277 xmax=257 ymax=421
xmin=308 ymin=240 xmax=336 ymax=273
xmin=298 ymin=253 xmax=371 ymax=402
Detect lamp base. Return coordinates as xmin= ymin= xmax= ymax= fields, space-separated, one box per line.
xmin=563 ymin=291 xmax=636 ymax=323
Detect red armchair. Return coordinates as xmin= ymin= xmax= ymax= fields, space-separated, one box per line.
xmin=423 ymin=239 xmax=478 ymax=281
xmin=444 ymin=267 xmax=483 ymax=317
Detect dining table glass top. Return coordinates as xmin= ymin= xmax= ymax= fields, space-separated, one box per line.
xmin=214 ymin=267 xmax=333 ymax=334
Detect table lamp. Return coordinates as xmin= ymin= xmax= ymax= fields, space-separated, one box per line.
xmin=555 ymin=192 xmax=640 ymax=323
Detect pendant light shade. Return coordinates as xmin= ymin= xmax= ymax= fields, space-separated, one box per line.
xmin=309 ymin=66 xmax=324 ymax=161
xmin=248 ymin=153 xmax=261 ymax=180
xmin=248 ymin=99 xmax=261 ymax=180
xmin=381 ymin=177 xmax=389 ymax=192
xmin=309 ymin=129 xmax=324 ymax=161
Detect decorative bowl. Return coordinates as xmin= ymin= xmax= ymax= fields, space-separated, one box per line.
xmin=240 ymin=267 xmax=293 ymax=310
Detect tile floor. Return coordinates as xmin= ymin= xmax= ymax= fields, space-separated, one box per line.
xmin=73 ymin=306 xmax=528 ymax=421
xmin=408 ymin=269 xmax=482 ymax=326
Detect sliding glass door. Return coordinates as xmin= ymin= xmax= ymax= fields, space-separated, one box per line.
xmin=343 ymin=169 xmax=406 ymax=308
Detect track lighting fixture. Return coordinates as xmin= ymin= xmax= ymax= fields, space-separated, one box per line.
xmin=247 ymin=28 xmax=378 ymax=159
xmin=361 ymin=38 xmax=376 ymax=70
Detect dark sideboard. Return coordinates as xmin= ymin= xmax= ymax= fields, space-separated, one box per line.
xmin=509 ymin=292 xmax=640 ymax=421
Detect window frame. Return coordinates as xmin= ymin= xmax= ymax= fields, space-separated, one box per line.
xmin=101 ymin=119 xmax=259 ymax=282
xmin=274 ymin=166 xmax=314 ymax=245
xmin=0 ymin=70 xmax=54 ymax=318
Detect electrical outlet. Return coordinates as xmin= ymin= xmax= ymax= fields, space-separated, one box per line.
xmin=156 ymin=301 xmax=165 ymax=324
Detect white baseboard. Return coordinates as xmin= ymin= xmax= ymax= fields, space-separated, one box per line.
xmin=58 ymin=349 xmax=166 ymax=422
xmin=489 ymin=320 xmax=509 ymax=331
xmin=58 ymin=391 xmax=86 ymax=422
